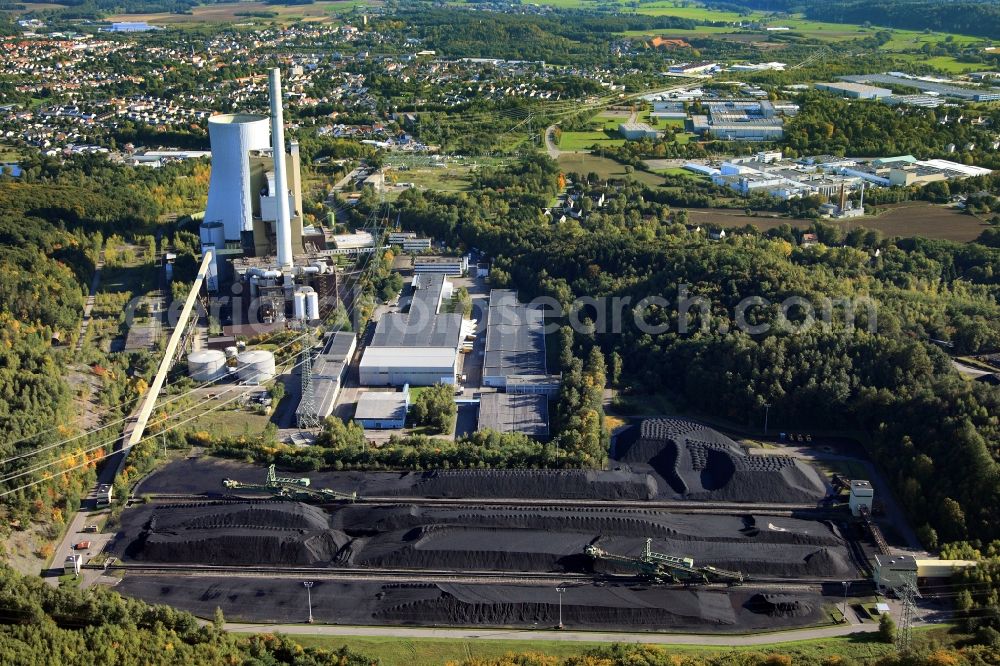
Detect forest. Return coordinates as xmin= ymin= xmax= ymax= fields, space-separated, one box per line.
xmin=0 ymin=565 xmax=374 ymax=666
xmin=0 ymin=155 xmax=210 ymax=539
xmin=703 ymin=0 xmax=1000 ymax=41
xmin=384 ymin=9 xmax=703 ymax=65
xmin=393 ymin=154 xmax=1000 ymax=551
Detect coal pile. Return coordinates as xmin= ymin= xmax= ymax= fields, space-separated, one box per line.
xmin=111 ymin=501 xmax=856 ymax=578
xmin=745 ymin=593 xmax=815 ymax=618
xmin=617 ymin=419 xmax=828 ymax=502
xmin=138 ymin=419 xmax=828 ymax=505
xmin=397 ymin=469 xmax=658 ymax=500
xmin=119 ymin=503 xmax=349 ymax=566
xmin=117 ymin=576 xmax=827 ymax=632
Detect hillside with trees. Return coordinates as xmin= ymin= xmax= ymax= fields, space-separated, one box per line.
xmin=393 ymin=155 xmax=1000 ymax=549
xmin=0 ymin=565 xmax=373 ymax=666
xmin=0 ymin=154 xmax=212 ymax=561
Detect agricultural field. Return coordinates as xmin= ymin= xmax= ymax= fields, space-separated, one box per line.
xmin=106 ymin=0 xmax=372 ymax=26
xmin=531 ymin=0 xmax=991 ymax=65
xmin=0 ymin=143 xmax=22 ymax=162
xmin=557 ymin=152 xmax=665 ymax=187
xmin=558 ymin=130 xmax=625 ymax=151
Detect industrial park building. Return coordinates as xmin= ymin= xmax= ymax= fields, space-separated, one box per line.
xmin=359 ymin=274 xmax=474 ymax=386
xmin=295 ymin=330 xmax=357 ymax=428
xmin=482 ymin=290 xmax=559 ymax=395
xmin=840 ymin=73 xmax=1000 ymax=102
xmin=413 ymin=255 xmax=469 ymax=276
xmin=388 ymin=231 xmax=433 ymax=252
xmin=354 ymin=388 xmax=409 ymax=429
xmin=814 ymin=82 xmax=892 ymax=100
xmin=618 ymin=122 xmax=661 ymax=140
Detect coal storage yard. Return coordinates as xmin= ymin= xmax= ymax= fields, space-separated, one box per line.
xmin=116 ymin=576 xmax=829 ymax=631
xmin=109 ymin=419 xmax=877 ymax=632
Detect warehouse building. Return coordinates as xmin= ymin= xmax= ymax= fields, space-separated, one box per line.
xmin=359 ymin=274 xmax=475 ymax=386
xmin=483 ymin=290 xmax=559 ymax=394
xmin=815 ymin=82 xmax=892 ymax=100
xmin=388 ymin=231 xmax=433 ymax=252
xmin=296 ymin=330 xmax=357 ymax=427
xmin=413 ymin=255 xmax=469 ymax=276
xmin=618 ymin=122 xmax=661 ymax=140
xmin=478 ymin=393 xmax=549 ymax=436
xmin=355 ymin=387 xmax=410 ymax=429
xmin=841 ymin=73 xmax=1000 ymax=102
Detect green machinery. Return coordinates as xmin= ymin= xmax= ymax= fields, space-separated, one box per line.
xmin=585 ymin=538 xmax=745 ymax=585
xmin=222 ymin=464 xmax=358 ymax=502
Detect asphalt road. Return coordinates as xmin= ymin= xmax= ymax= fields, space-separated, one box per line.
xmin=223 ymin=620 xmax=882 ymax=646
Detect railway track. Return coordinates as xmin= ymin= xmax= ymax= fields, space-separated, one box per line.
xmin=96 ymin=562 xmax=599 ymax=585
xmin=94 ymin=562 xmax=857 ymax=591
xmin=139 ymin=493 xmax=828 ymax=516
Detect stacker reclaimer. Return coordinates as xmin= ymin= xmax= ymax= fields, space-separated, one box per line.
xmin=222 ymin=464 xmax=358 ymax=502
xmin=585 ymin=538 xmax=745 ymax=585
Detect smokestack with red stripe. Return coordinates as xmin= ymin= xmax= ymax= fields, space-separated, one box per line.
xmin=269 ymin=67 xmax=294 ymax=271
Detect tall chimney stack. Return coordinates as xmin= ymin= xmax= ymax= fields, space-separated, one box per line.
xmin=269 ymin=67 xmax=294 ymax=271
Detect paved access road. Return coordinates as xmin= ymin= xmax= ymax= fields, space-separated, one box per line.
xmin=223 ymin=621 xmax=881 ymax=646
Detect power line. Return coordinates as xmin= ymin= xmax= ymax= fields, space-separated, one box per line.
xmin=1 ymin=193 xmax=395 ymax=493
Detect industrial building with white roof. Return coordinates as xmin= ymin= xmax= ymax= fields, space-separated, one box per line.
xmin=359 ymin=274 xmax=476 ymax=386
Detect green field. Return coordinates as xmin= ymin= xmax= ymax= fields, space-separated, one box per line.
xmin=557 ymin=152 xmax=664 ymax=187
xmin=524 ymin=0 xmax=992 ymax=68
xmin=558 ymin=130 xmax=625 ymax=151
xmin=106 ymin=0 xmax=374 ymax=25
xmin=282 ymin=626 xmax=962 ymax=666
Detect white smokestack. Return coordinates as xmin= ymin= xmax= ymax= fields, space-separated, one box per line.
xmin=269 ymin=67 xmax=294 ymax=271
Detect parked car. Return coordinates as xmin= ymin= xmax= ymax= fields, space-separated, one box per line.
xmin=73 ymin=541 xmax=92 ymax=550
xmin=82 ymin=525 xmax=99 ymax=533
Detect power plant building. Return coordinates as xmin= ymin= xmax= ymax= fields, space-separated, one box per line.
xmin=200 ymin=67 xmax=346 ymax=330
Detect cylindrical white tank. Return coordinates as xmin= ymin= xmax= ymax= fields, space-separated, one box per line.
xmin=204 ymin=114 xmax=271 ymax=243
xmin=306 ymin=291 xmax=319 ymax=321
xmin=293 ymin=290 xmax=306 ymax=321
xmin=237 ymin=350 xmax=276 ymax=385
xmin=188 ymin=349 xmax=228 ymax=382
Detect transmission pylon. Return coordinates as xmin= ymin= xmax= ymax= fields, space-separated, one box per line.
xmin=297 ymin=341 xmax=321 ymax=430
xmin=895 ymin=577 xmax=918 ymax=652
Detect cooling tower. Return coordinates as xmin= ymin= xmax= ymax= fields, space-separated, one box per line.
xmin=204 ymin=113 xmax=270 ymax=243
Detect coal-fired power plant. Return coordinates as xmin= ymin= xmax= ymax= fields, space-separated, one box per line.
xmin=199 ymin=67 xmax=346 ymax=329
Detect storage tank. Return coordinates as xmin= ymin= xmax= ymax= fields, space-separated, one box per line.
xmin=305 ymin=290 xmax=320 ymax=321
xmin=188 ymin=349 xmax=228 ymax=382
xmin=293 ymin=290 xmax=306 ymax=321
xmin=237 ymin=349 xmax=276 ymax=385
